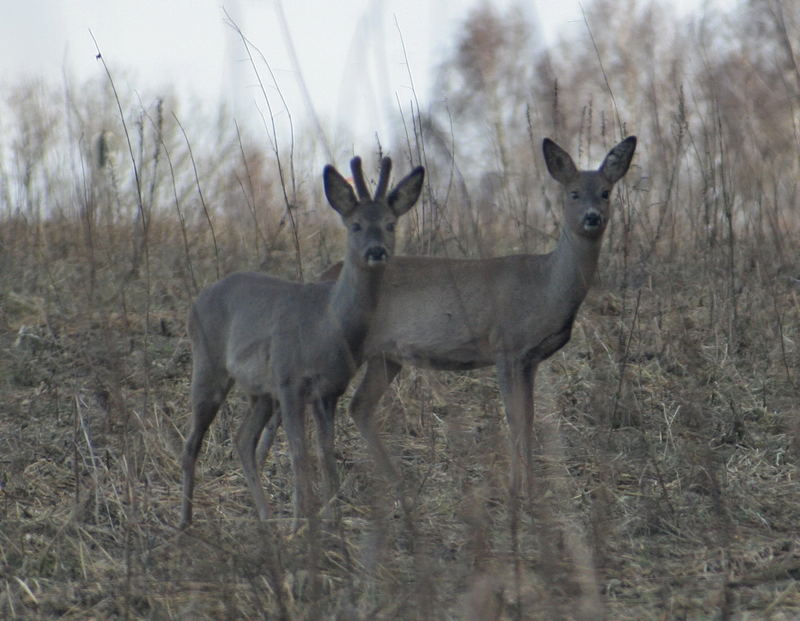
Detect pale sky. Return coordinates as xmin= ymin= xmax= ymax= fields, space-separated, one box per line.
xmin=0 ymin=0 xmax=729 ymax=155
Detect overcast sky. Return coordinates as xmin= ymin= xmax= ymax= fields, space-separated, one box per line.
xmin=0 ymin=0 xmax=731 ymax=156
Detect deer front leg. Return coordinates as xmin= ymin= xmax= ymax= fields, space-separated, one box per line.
xmin=496 ymin=357 xmax=537 ymax=503
xmin=312 ymin=395 xmax=340 ymax=509
xmin=279 ymin=388 xmax=315 ymax=529
xmin=348 ymin=356 xmax=402 ymax=482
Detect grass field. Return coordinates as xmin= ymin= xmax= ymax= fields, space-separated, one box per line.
xmin=2 ymin=1 xmax=799 ymax=619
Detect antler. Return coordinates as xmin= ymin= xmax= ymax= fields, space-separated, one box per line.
xmin=349 ymin=156 xmax=393 ymax=201
xmin=350 ymin=157 xmax=371 ymax=201
xmin=374 ymin=157 xmax=392 ymax=200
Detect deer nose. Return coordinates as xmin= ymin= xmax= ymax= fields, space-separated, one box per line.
xmin=583 ymin=210 xmax=603 ymax=230
xmin=365 ymin=246 xmax=388 ymax=264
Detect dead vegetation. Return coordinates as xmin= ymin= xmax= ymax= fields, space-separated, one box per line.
xmin=2 ymin=0 xmax=800 ymax=618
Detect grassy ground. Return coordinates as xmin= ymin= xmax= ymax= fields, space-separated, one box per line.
xmin=2 ymin=1 xmax=800 ymax=615
xmin=1 ymin=202 xmax=798 ymax=619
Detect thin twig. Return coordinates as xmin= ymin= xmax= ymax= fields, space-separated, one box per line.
xmin=173 ymin=112 xmax=220 ymax=281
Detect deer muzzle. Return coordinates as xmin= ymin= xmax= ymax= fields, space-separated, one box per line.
xmin=582 ymin=209 xmax=604 ymax=231
xmin=364 ymin=246 xmax=389 ymax=265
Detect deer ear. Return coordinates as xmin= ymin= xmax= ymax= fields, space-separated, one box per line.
xmin=324 ymin=164 xmax=358 ymax=217
xmin=542 ymin=138 xmax=578 ymax=184
xmin=600 ymin=136 xmax=637 ymax=183
xmin=387 ymin=166 xmax=424 ymax=216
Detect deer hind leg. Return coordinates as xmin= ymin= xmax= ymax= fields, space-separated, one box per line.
xmin=236 ymin=394 xmax=275 ymax=520
xmin=255 ymin=407 xmax=282 ymax=468
xmin=348 ymin=356 xmax=402 ymax=482
xmin=496 ymin=358 xmax=537 ymax=504
xmin=181 ymin=371 xmax=233 ymax=527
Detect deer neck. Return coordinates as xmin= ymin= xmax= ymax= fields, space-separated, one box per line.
xmin=548 ymin=226 xmax=604 ymax=308
xmin=327 ymin=257 xmax=383 ymax=354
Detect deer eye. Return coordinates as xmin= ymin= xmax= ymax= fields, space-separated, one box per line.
xmin=570 ymin=191 xmax=579 ymax=200
xmin=386 ymin=222 xmax=395 ymax=232
xmin=351 ymin=222 xmax=362 ymax=232
xmin=601 ymin=190 xmax=610 ymax=200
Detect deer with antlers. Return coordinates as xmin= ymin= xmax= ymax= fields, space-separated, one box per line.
xmin=180 ymin=156 xmax=424 ymax=527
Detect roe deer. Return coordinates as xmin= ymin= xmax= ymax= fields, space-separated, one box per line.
xmin=255 ymin=136 xmax=636 ymax=502
xmin=181 ymin=156 xmax=424 ymax=527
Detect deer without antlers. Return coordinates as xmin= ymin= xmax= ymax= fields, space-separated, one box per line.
xmin=255 ymin=136 xmax=637 ymax=502
xmin=181 ymin=156 xmax=424 ymax=527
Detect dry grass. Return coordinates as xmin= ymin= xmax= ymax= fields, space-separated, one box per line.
xmin=2 ymin=209 xmax=798 ymax=619
xmin=2 ymin=1 xmax=800 ymax=618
